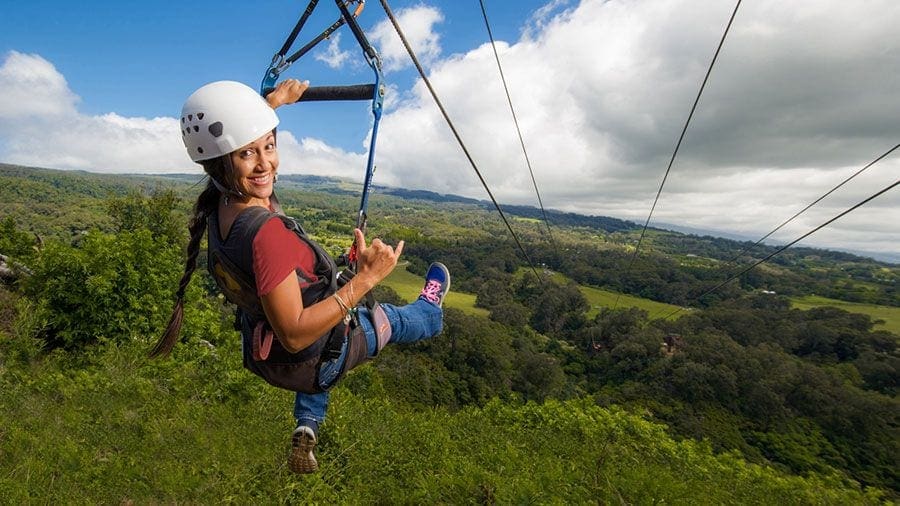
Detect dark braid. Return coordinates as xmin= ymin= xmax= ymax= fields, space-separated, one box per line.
xmin=149 ymin=170 xmax=223 ymax=357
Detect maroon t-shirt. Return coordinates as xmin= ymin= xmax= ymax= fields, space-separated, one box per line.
xmin=251 ymin=217 xmax=317 ymax=297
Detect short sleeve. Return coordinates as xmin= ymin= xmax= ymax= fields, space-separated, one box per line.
xmin=251 ymin=218 xmax=317 ymax=297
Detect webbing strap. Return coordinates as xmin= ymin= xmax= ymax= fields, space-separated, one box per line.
xmin=262 ymin=0 xmax=367 ymax=92
xmin=276 ymin=0 xmax=320 ymax=60
xmin=252 ymin=320 xmax=274 ymax=361
xmin=371 ymin=303 xmax=391 ymax=354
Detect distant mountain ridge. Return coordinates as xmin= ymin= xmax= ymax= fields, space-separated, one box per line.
xmin=1 ymin=164 xmax=894 ymax=265
xmin=277 ymin=173 xmax=898 ymax=265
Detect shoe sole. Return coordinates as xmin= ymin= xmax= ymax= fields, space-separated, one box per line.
xmin=288 ymin=428 xmax=318 ymax=474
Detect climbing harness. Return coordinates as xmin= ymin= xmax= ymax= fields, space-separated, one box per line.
xmin=208 ymin=206 xmax=376 ymax=393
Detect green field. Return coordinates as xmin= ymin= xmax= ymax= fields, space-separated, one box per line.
xmin=383 ymin=264 xmax=489 ymax=318
xmin=791 ymin=295 xmax=900 ymax=335
xmin=387 ymin=265 xmax=681 ymax=322
xmin=579 ymin=285 xmax=684 ymax=320
xmin=541 ymin=270 xmax=683 ymax=319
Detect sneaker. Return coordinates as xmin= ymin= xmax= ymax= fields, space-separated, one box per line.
xmin=288 ymin=425 xmax=318 ymax=474
xmin=419 ymin=262 xmax=451 ymax=307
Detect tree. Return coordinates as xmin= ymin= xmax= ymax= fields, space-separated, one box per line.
xmin=107 ymin=188 xmax=185 ymax=245
xmin=0 ymin=216 xmax=38 ymax=261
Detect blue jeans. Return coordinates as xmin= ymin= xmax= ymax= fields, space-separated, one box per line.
xmin=293 ymin=298 xmax=443 ymax=429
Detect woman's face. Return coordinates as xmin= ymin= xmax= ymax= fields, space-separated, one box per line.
xmin=229 ymin=131 xmax=278 ymax=201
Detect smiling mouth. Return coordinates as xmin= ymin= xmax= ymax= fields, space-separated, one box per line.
xmin=248 ymin=174 xmax=271 ymax=185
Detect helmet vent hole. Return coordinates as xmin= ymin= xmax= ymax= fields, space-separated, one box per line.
xmin=193 ymin=125 xmax=200 ymax=132
xmin=208 ymin=121 xmax=224 ymax=138
xmin=197 ymin=112 xmax=204 ymax=120
xmin=188 ymin=114 xmax=193 ymax=121
xmin=197 ymin=147 xmax=204 ymax=154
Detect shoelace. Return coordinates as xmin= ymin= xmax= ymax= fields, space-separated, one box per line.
xmin=420 ymin=280 xmax=443 ymax=303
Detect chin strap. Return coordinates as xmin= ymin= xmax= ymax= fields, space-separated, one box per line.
xmin=208 ymin=155 xmax=250 ymax=202
xmin=209 ymin=176 xmax=244 ymax=200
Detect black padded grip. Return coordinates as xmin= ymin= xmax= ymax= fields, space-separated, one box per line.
xmin=263 ymin=84 xmax=375 ymax=103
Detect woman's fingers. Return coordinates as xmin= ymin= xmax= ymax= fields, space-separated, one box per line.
xmin=368 ymin=237 xmax=403 ymax=261
xmin=267 ymin=79 xmax=310 ymax=108
xmin=353 ymin=228 xmax=367 ymax=254
xmin=354 ymin=229 xmax=404 ymax=278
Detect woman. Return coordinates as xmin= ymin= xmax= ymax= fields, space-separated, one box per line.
xmin=151 ymin=79 xmax=449 ymax=474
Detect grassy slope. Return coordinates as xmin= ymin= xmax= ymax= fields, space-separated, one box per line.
xmin=791 ymin=295 xmax=900 ymax=335
xmin=0 ymin=342 xmax=883 ymax=504
xmin=393 ymin=263 xmax=682 ymax=322
xmin=580 ymin=284 xmax=684 ymax=320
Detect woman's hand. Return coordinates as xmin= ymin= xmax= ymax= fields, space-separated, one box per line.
xmin=266 ymin=78 xmax=309 ymax=109
xmin=353 ymin=228 xmax=404 ymax=291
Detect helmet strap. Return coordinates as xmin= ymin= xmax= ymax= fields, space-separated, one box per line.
xmin=209 ymin=176 xmax=248 ymax=205
xmin=208 ymin=154 xmax=248 ymax=205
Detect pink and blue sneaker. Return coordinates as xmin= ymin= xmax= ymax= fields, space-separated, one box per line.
xmin=419 ymin=262 xmax=450 ymax=307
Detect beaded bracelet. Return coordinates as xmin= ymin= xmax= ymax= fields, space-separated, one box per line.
xmin=333 ymin=292 xmax=352 ymax=324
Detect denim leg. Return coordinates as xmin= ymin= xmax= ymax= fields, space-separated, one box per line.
xmin=358 ymin=298 xmax=444 ymax=356
xmin=293 ymin=391 xmax=329 ymax=430
xmin=295 ymin=298 xmax=442 ymax=427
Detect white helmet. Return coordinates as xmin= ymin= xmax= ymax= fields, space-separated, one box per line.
xmin=180 ymin=81 xmax=279 ymax=162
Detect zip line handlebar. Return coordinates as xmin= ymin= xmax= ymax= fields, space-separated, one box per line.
xmin=262 ymin=84 xmax=376 ymax=103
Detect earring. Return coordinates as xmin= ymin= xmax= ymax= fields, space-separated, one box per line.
xmin=224 ymin=195 xmax=230 ymax=206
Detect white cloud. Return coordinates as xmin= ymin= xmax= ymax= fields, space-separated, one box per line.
xmin=275 ymin=130 xmax=366 ymax=177
xmin=368 ymin=5 xmax=444 ymax=72
xmin=522 ymin=0 xmax=573 ymax=40
xmin=368 ymin=0 xmax=900 ymax=256
xmin=0 ymin=50 xmax=361 ymax=175
xmin=3 ymin=111 xmax=187 ymax=173
xmin=0 ymin=51 xmax=79 ymax=119
xmin=0 ymin=51 xmax=187 ymax=172
xmin=314 ymin=33 xmax=352 ymax=69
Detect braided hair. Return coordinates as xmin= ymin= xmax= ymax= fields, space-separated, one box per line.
xmin=150 ymin=128 xmax=277 ymax=357
xmin=149 ymin=157 xmax=229 ymax=357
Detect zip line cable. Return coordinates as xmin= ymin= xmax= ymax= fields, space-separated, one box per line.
xmin=378 ymin=0 xmax=543 ymax=280
xmin=655 ymin=177 xmax=900 ymax=320
xmin=478 ymin=0 xmax=555 ymax=245
xmin=725 ymin=142 xmax=900 ymax=265
xmin=614 ymin=0 xmax=742 ymax=309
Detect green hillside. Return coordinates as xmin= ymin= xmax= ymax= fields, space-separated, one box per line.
xmin=0 ymin=342 xmax=884 ymax=504
xmin=543 ymin=269 xmax=683 ymax=318
xmin=1 ymin=165 xmax=897 ymax=499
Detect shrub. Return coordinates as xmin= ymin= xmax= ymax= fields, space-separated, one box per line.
xmin=21 ymin=229 xmax=222 ymax=350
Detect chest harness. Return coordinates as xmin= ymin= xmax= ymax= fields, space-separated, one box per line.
xmin=208 ymin=205 xmax=389 ymax=393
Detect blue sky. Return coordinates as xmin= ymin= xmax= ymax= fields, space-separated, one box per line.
xmin=1 ymin=0 xmax=554 ymax=149
xmin=1 ymin=0 xmax=899 ymax=259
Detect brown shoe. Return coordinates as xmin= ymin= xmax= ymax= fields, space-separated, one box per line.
xmin=288 ymin=425 xmax=318 ymax=473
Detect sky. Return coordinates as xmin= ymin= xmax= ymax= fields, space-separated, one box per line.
xmin=1 ymin=0 xmax=898 ymax=262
